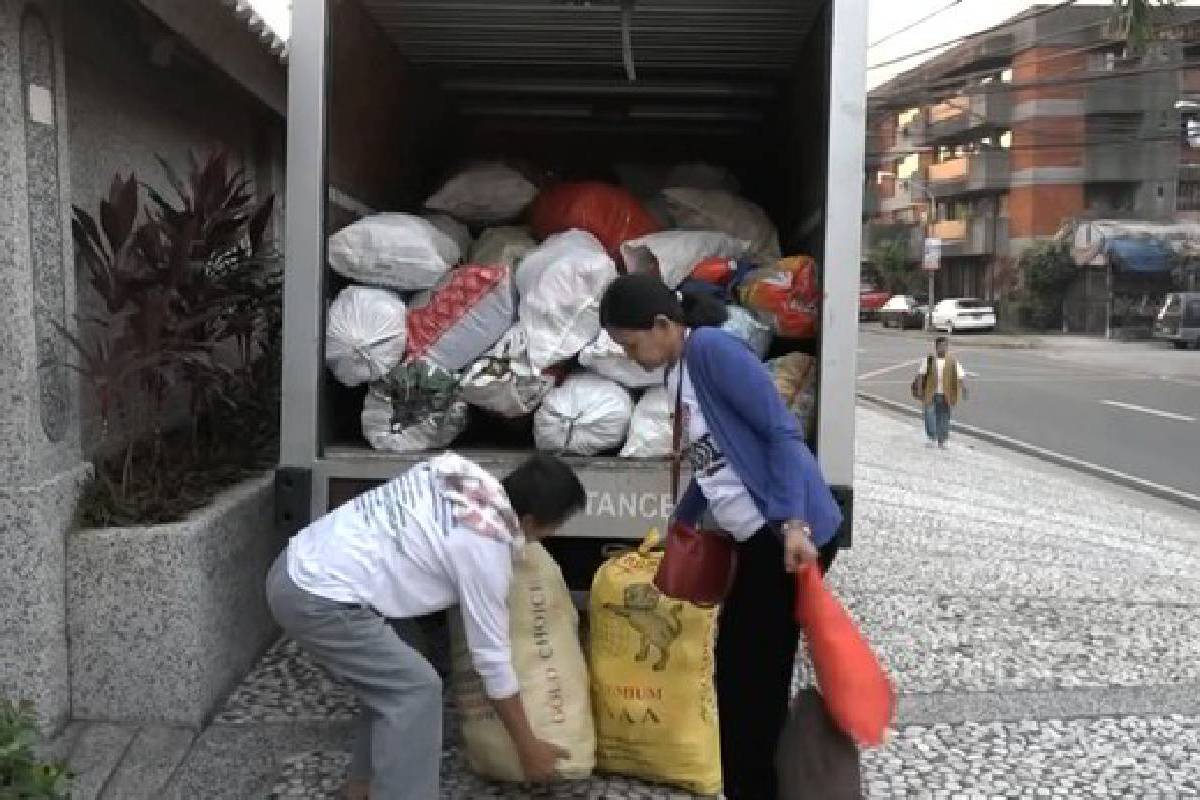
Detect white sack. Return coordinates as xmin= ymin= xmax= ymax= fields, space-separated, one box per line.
xmin=468 ymin=226 xmax=537 ymax=270
xmin=328 ymin=213 xmax=459 ymax=291
xmin=662 ymin=188 xmax=782 ymax=267
xmin=578 ymin=329 xmax=664 ymax=389
xmin=451 ymin=542 xmax=595 ymax=782
xmin=425 ymin=162 xmax=538 ymax=225
xmin=722 ymin=305 xmax=773 ymax=359
xmin=516 ymin=230 xmax=618 ymax=371
xmin=620 ymin=230 xmax=749 ymax=288
xmin=534 ymin=374 xmax=632 ymax=456
xmin=324 ymin=285 xmax=408 ymax=387
xmin=620 ymin=388 xmax=671 ymax=459
xmin=361 ymin=384 xmax=469 ymax=453
xmin=406 ymin=265 xmax=515 ymax=372
xmin=422 ymin=212 xmax=473 ymax=260
xmin=460 ymin=328 xmax=554 ymax=418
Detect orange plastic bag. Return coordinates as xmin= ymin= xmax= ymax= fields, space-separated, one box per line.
xmin=794 ymin=564 xmax=895 ymax=747
xmin=529 ymin=182 xmax=661 ymax=262
xmin=690 ymin=256 xmax=739 ymax=285
xmin=739 ymin=255 xmax=820 ymax=339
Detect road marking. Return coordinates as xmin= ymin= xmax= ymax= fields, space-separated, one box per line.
xmin=858 ymin=359 xmax=921 ymax=381
xmin=857 ymin=391 xmax=1200 ymax=512
xmin=1101 ymin=400 xmax=1196 ymax=423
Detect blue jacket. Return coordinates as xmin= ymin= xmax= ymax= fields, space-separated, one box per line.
xmin=674 ymin=327 xmax=843 ymax=547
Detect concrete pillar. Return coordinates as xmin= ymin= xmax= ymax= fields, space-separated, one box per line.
xmin=0 ymin=0 xmax=89 ymax=733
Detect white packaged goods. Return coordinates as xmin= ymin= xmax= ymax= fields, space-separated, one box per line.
xmin=361 ymin=363 xmax=469 ymax=453
xmin=620 ymin=388 xmax=671 ymax=459
xmin=468 ymin=226 xmax=537 ymax=270
xmin=662 ymin=187 xmax=783 ymax=267
xmin=722 ymin=305 xmax=773 ymax=359
xmin=516 ymin=230 xmax=619 ymax=371
xmin=620 ymin=230 xmax=749 ymax=289
xmin=422 ymin=212 xmax=473 ymax=259
xmin=451 ymin=542 xmax=596 ymax=782
xmin=324 ymin=285 xmax=408 ymax=387
xmin=666 ymin=162 xmax=741 ymax=194
xmin=460 ymin=328 xmax=554 ymax=419
xmin=424 ymin=162 xmax=538 ymax=225
xmin=578 ymin=329 xmax=664 ymax=389
xmin=406 ymin=265 xmax=515 ymax=372
xmin=534 ymin=374 xmax=632 ymax=456
xmin=328 ymin=213 xmax=459 ymax=291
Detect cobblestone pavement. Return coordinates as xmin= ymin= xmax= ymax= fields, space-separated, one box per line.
xmin=170 ymin=406 xmax=1200 ymax=798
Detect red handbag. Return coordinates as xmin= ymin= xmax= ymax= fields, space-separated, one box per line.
xmin=652 ymin=354 xmax=737 ymax=606
xmin=794 ymin=564 xmax=895 ymax=747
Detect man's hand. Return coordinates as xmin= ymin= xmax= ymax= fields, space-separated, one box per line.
xmin=517 ymin=736 xmax=569 ymax=782
xmin=783 ymin=522 xmax=818 ymax=573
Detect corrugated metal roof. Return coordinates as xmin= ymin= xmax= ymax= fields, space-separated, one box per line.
xmin=222 ymin=0 xmax=290 ymax=62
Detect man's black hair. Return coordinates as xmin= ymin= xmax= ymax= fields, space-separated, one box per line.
xmin=502 ymin=453 xmax=587 ymax=526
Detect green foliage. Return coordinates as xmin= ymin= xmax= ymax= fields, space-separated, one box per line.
xmin=871 ymin=238 xmax=919 ymax=295
xmin=1111 ymin=0 xmax=1177 ymax=53
xmin=0 ymin=699 xmax=70 ymax=799
xmin=58 ymin=151 xmax=281 ymax=527
xmin=1018 ymin=240 xmax=1076 ymax=329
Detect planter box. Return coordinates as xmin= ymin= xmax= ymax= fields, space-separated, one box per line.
xmin=67 ymin=473 xmax=284 ymax=726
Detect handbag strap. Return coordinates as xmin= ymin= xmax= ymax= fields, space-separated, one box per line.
xmin=669 ymin=338 xmax=688 ymax=505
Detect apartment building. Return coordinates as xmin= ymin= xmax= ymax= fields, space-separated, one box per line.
xmin=863 ymin=4 xmax=1196 ymax=304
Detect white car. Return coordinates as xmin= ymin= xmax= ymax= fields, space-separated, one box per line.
xmin=931 ymin=298 xmax=996 ymax=333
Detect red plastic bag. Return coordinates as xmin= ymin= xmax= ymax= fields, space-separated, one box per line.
xmin=529 ymin=182 xmax=661 ymax=262
xmin=794 ymin=564 xmax=895 ymax=747
xmin=690 ymin=256 xmax=739 ymax=285
xmin=739 ymin=255 xmax=821 ymax=339
xmin=406 ymin=265 xmax=512 ymax=370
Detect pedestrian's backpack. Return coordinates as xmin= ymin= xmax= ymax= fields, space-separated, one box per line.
xmin=776 ymin=688 xmax=863 ymax=800
xmin=588 ymin=530 xmax=722 ymax=795
xmin=450 ymin=542 xmax=596 ymax=781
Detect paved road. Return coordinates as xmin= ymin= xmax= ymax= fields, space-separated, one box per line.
xmin=857 ymin=326 xmax=1200 ymax=499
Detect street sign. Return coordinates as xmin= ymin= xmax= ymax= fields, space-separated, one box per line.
xmin=922 ymin=236 xmax=942 ymax=272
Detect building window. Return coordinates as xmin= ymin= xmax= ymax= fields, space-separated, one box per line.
xmin=1178 ymin=180 xmax=1200 ymax=211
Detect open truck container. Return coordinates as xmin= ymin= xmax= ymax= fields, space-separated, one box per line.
xmin=278 ymin=0 xmax=868 ymax=591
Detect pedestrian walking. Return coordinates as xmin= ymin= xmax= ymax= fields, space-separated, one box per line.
xmin=912 ymin=336 xmax=967 ymax=448
xmin=265 ymin=452 xmax=586 ymax=800
xmin=599 ymin=273 xmax=844 ymax=800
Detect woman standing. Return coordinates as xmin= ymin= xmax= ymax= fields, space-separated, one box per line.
xmin=599 ymin=274 xmax=843 ymax=800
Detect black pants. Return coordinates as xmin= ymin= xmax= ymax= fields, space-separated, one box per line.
xmin=716 ymin=529 xmax=839 ymax=800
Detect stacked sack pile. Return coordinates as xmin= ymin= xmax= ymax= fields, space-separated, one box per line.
xmin=324 ymin=160 xmax=821 ymax=455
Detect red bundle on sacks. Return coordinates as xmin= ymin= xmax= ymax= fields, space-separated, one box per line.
xmin=406 ymin=265 xmax=514 ymax=372
xmin=529 ymin=182 xmax=661 ymax=263
xmin=690 ymin=256 xmax=739 ymax=286
xmin=739 ymin=255 xmax=821 ymax=339
xmin=793 ymin=564 xmax=895 ymax=747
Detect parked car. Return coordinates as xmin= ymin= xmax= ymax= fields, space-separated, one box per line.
xmin=931 ymin=298 xmax=996 ymax=333
xmin=879 ymin=295 xmax=927 ymax=329
xmin=859 ymin=284 xmax=891 ymax=321
xmin=1154 ymin=292 xmax=1200 ymax=349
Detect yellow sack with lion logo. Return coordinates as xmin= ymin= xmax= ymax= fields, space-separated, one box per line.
xmin=588 ymin=531 xmax=721 ymax=794
xmin=451 ymin=542 xmax=596 ymax=781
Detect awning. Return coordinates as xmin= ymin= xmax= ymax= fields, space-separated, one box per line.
xmin=1105 ymin=237 xmax=1173 ymax=274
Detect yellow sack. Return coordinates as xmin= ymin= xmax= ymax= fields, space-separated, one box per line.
xmin=588 ymin=531 xmax=722 ymax=794
xmin=451 ymin=542 xmax=596 ymax=781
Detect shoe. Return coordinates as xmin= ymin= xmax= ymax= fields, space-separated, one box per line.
xmin=343 ymin=780 xmax=370 ymax=800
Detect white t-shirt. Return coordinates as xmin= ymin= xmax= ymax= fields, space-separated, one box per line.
xmin=918 ymin=355 xmax=965 ymax=396
xmin=287 ymin=456 xmax=520 ymax=699
xmin=667 ymin=360 xmax=766 ymax=540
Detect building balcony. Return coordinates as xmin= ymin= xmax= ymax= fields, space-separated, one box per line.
xmin=927 ymin=150 xmax=1010 ymax=197
xmin=929 ymin=216 xmax=1008 ymax=257
xmin=924 ymin=87 xmax=1014 ymax=142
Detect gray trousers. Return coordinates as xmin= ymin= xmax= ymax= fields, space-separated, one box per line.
xmin=265 ymin=554 xmax=443 ymax=799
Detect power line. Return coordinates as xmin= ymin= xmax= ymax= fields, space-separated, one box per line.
xmin=870 ymin=0 xmax=966 ymax=50
xmin=868 ymin=0 xmax=1080 ymax=72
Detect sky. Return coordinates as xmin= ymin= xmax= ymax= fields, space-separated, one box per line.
xmin=245 ymin=0 xmax=1199 ymax=89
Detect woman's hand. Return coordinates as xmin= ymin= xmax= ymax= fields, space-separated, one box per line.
xmin=782 ymin=520 xmax=818 ymax=573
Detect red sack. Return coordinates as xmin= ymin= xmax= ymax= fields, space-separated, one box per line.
xmin=794 ymin=564 xmax=895 ymax=747
xmin=690 ymin=256 xmax=739 ymax=285
xmin=529 ymin=182 xmax=661 ymax=262
xmin=739 ymin=255 xmax=821 ymax=339
xmin=406 ymin=265 xmax=513 ymax=371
